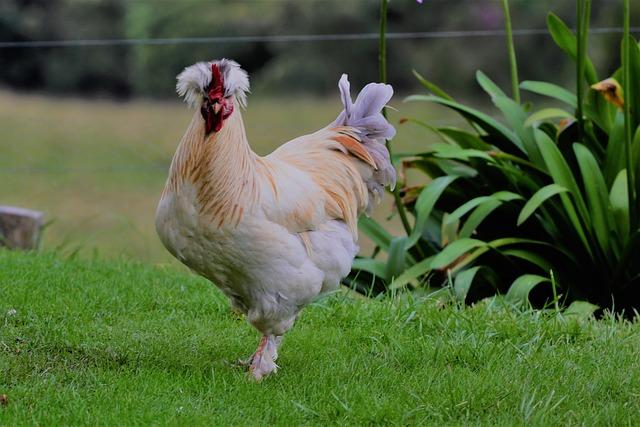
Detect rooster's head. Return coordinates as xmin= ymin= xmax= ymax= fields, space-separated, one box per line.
xmin=176 ymin=59 xmax=250 ymax=134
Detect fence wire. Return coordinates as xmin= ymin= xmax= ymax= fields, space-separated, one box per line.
xmin=1 ymin=27 xmax=638 ymax=49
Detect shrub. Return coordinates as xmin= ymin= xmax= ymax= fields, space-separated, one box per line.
xmin=349 ymin=0 xmax=640 ymax=314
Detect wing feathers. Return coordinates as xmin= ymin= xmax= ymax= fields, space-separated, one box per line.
xmin=331 ymin=133 xmax=378 ymax=170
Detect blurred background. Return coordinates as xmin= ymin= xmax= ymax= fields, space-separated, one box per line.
xmin=1 ymin=0 xmax=637 ymax=264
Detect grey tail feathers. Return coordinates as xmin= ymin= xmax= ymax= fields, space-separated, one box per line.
xmin=332 ymin=74 xmax=397 ymax=207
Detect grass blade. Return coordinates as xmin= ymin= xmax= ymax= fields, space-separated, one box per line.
xmin=406 ymin=175 xmax=458 ymax=249
xmin=389 ymin=255 xmax=435 ymax=290
xmin=524 ymin=108 xmax=574 ymax=128
xmin=520 ymin=81 xmax=577 ymax=107
xmin=610 ymin=170 xmax=630 ymax=238
xmin=438 ymin=127 xmax=492 ymax=150
xmin=459 ymin=199 xmax=503 ymax=238
xmin=450 ymin=238 xmax=569 ymax=274
xmin=453 ymin=266 xmax=483 ymax=303
xmin=477 ymin=70 xmax=508 ymax=99
xmin=564 ymin=300 xmax=599 ymax=318
xmin=431 ymin=238 xmax=486 ymax=270
xmin=505 ymin=274 xmax=550 ymax=304
xmin=546 ymin=12 xmax=598 ymax=85
xmin=351 ymin=258 xmax=387 ymax=279
xmin=536 ymin=131 xmax=593 ymax=255
xmin=359 ymin=216 xmax=392 ymax=251
xmin=431 ymin=144 xmax=494 ymax=162
xmin=603 ymin=111 xmax=626 ymax=185
xmin=406 ymin=95 xmax=525 ymax=154
xmin=517 ymin=184 xmax=570 ymax=226
xmin=448 ymin=192 xmax=522 ymax=225
xmin=385 ymin=236 xmax=408 ymax=282
xmin=412 ymin=69 xmax=454 ymax=101
xmin=573 ymin=143 xmax=614 ymax=260
xmin=501 ymin=249 xmax=553 ymax=272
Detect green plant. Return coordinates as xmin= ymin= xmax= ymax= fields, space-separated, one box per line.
xmin=349 ymin=0 xmax=640 ymax=314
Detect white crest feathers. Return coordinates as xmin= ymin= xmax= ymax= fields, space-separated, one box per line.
xmin=176 ymin=58 xmax=250 ymax=109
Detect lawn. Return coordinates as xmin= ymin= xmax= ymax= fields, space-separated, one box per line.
xmin=0 ymin=90 xmax=444 ymax=264
xmin=1 ymin=249 xmax=639 ymax=425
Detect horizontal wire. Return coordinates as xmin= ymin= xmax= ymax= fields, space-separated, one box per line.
xmin=1 ymin=27 xmax=637 ymax=49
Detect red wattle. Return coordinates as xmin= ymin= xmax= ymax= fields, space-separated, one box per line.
xmin=202 ymin=63 xmax=233 ymax=135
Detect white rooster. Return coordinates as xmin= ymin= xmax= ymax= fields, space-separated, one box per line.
xmin=156 ymin=59 xmax=396 ymax=380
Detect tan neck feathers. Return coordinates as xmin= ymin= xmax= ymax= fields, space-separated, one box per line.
xmin=165 ymin=108 xmax=259 ymax=228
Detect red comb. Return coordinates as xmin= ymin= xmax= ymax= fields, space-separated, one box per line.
xmin=201 ymin=62 xmax=233 ymax=134
xmin=209 ymin=63 xmax=224 ymax=102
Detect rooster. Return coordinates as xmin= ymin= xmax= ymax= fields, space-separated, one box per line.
xmin=156 ymin=59 xmax=396 ymax=380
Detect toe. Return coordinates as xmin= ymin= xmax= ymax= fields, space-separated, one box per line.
xmin=249 ymin=355 xmax=278 ymax=381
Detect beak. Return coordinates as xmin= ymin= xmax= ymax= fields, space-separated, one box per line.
xmin=213 ymin=102 xmax=222 ymax=114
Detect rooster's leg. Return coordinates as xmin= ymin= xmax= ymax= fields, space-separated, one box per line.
xmin=249 ymin=335 xmax=278 ymax=380
xmin=241 ymin=336 xmax=281 ymax=364
xmin=270 ymin=335 xmax=283 ymax=361
xmin=234 ymin=338 xmax=268 ymax=368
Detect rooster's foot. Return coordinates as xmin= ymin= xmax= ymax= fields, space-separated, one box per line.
xmin=249 ymin=335 xmax=279 ymax=381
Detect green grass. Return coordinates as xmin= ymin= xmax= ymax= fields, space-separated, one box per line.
xmin=1 ymin=249 xmax=640 ymax=425
xmin=0 ymin=91 xmax=443 ymax=264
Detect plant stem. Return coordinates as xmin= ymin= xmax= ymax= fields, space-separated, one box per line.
xmin=379 ymin=0 xmax=412 ymax=236
xmin=379 ymin=0 xmax=388 ymax=85
xmin=500 ymin=0 xmax=520 ymax=103
xmin=622 ymin=0 xmax=637 ymax=231
xmin=576 ymin=0 xmax=590 ymax=142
